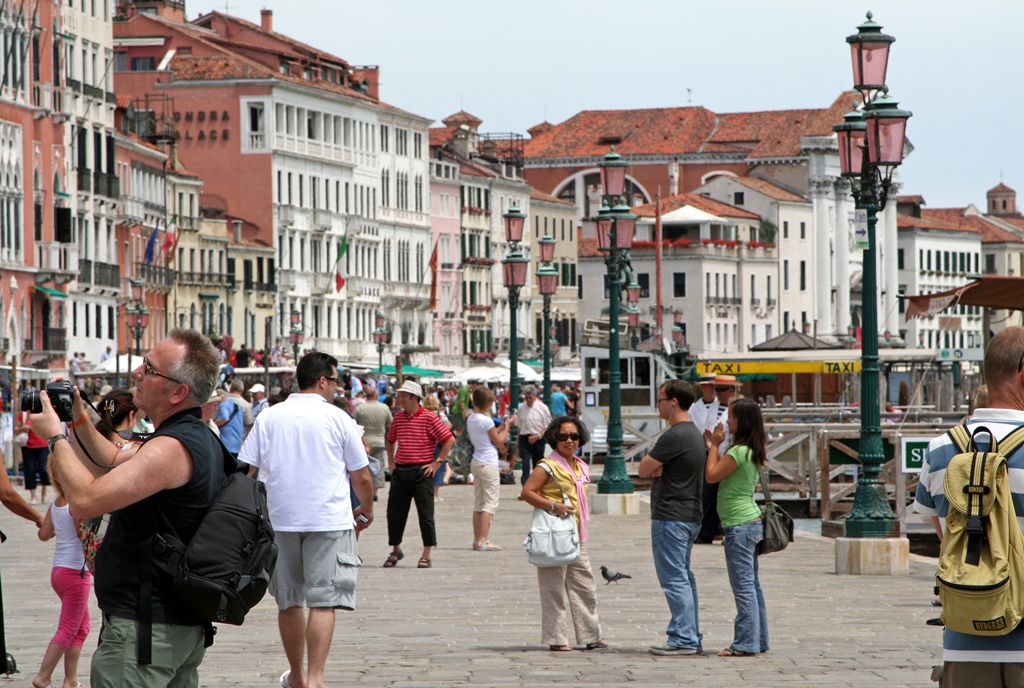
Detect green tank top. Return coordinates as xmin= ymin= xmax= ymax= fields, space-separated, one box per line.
xmin=716 ymin=444 xmax=762 ymax=528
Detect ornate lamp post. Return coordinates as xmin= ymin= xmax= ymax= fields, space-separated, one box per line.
xmin=595 ymin=148 xmax=637 ymax=495
xmin=372 ymin=310 xmax=392 ymax=375
xmin=833 ymin=12 xmax=911 ymax=538
xmin=123 ymin=278 xmax=150 ymax=356
xmin=537 ymin=230 xmax=557 ymax=405
xmin=289 ymin=307 xmax=304 ymax=364
xmin=503 ymin=205 xmax=528 ymax=447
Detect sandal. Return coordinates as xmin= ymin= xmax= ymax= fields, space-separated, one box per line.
xmin=417 ymin=557 xmax=432 ymax=568
xmin=383 ymin=550 xmax=404 ymax=568
xmin=717 ymin=648 xmax=756 ymax=657
xmin=549 ymin=644 xmax=573 ymax=651
xmin=584 ymin=640 xmax=609 ymax=651
xmin=472 ymin=542 xmax=502 ymax=551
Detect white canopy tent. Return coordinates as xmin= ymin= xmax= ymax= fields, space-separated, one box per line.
xmin=450 ymin=362 xmax=541 ymax=384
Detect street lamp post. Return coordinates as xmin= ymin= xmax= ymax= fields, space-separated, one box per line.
xmin=289 ymin=308 xmax=304 ymax=364
xmin=502 ymin=205 xmax=528 ymax=449
xmin=373 ymin=310 xmax=392 ymax=375
xmin=537 ymin=231 xmax=557 ymax=405
xmin=834 ymin=12 xmax=911 ymax=538
xmin=595 ymin=148 xmax=637 ymax=495
xmin=123 ymin=278 xmax=150 ymax=356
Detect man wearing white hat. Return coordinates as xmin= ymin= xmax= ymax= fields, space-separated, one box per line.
xmin=250 ymin=383 xmax=268 ymax=418
xmin=696 ymin=375 xmax=741 ymax=543
xmin=384 ymin=380 xmax=455 ymax=569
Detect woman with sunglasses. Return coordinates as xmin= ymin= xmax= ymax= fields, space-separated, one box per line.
xmin=705 ymin=397 xmax=770 ymax=657
xmin=520 ymin=416 xmax=607 ymax=652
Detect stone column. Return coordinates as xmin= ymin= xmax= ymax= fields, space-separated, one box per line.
xmin=834 ymin=180 xmax=852 ymax=335
xmin=810 ymin=178 xmax=835 ymax=336
xmin=881 ymin=190 xmax=900 ymax=336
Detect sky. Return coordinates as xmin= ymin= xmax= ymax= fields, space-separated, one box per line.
xmin=187 ymin=0 xmax=1024 ymax=209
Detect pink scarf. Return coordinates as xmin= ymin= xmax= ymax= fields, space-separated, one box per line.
xmin=549 ymin=451 xmax=591 ymax=542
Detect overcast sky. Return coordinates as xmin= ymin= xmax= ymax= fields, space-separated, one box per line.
xmin=188 ymin=0 xmax=1023 ymax=209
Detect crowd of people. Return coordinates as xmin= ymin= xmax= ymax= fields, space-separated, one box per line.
xmin=20 ymin=326 xmax=1015 ymax=685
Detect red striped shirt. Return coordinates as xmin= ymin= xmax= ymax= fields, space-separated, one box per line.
xmin=387 ymin=406 xmax=453 ymax=464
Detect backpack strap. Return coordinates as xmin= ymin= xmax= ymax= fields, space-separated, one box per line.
xmin=947 ymin=423 xmax=1024 ymax=458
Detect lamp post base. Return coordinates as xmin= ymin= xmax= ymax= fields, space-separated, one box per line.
xmin=588 ymin=488 xmax=641 ymax=516
xmin=835 ymin=537 xmax=909 ymax=576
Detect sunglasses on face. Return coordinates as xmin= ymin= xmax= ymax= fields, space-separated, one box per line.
xmin=715 ymin=386 xmax=732 ymax=393
xmin=556 ymin=432 xmax=581 ymax=442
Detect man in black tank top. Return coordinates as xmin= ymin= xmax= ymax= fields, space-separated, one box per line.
xmin=33 ymin=329 xmax=222 ymax=688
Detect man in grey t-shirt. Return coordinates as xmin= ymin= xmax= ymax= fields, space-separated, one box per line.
xmin=354 ymin=386 xmax=392 ymax=498
xmin=638 ymin=379 xmax=705 ymax=655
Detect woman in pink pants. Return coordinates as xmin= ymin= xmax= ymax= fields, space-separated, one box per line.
xmin=32 ymin=479 xmax=91 ymax=688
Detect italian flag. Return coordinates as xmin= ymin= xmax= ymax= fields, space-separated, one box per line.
xmin=161 ymin=215 xmax=177 ymax=262
xmin=335 ymin=233 xmax=348 ymax=291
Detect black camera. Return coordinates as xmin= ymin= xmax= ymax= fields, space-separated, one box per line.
xmin=21 ymin=381 xmax=75 ymax=423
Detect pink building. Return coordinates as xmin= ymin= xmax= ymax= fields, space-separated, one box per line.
xmin=429 ymin=154 xmax=462 ymax=366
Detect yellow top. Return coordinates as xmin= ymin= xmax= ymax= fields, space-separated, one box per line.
xmin=537 ymin=456 xmax=584 ymax=529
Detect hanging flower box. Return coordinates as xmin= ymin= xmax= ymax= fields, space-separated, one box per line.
xmin=466 ymin=304 xmax=492 ymax=312
xmin=469 ymin=351 xmax=496 ymax=361
xmin=747 ymin=241 xmax=761 ymax=249
xmin=672 ymin=238 xmax=693 ymax=248
xmin=702 ymin=239 xmax=713 ymax=245
xmin=463 ymin=256 xmax=496 ymax=267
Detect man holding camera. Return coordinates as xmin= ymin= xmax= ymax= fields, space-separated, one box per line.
xmin=32 ymin=328 xmax=224 ymax=688
xmin=238 ymin=351 xmax=373 ymax=688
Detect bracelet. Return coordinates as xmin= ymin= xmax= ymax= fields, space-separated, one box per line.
xmin=69 ymin=415 xmax=88 ymax=429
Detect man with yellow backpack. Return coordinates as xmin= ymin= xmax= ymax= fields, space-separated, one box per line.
xmin=915 ymin=327 xmax=1024 ymax=688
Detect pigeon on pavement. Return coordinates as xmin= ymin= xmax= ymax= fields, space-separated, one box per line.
xmin=600 ymin=565 xmax=632 ymax=584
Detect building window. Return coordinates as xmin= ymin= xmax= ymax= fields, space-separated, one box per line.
xmin=733 ymin=191 xmax=744 ymax=206
xmin=783 ymin=221 xmax=789 ymax=239
xmin=130 ymin=56 xmax=155 ymax=71
xmin=673 ymin=272 xmax=686 ymax=298
xmin=637 ymin=273 xmax=650 ymax=298
xmin=898 ymin=248 xmax=904 ymax=270
xmin=799 ymin=260 xmax=806 ymax=291
xmin=800 ymin=222 xmax=806 ymax=239
xmin=783 ymin=260 xmax=790 ymax=290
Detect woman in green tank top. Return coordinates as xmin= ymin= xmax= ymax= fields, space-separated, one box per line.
xmin=705 ymin=398 xmax=770 ymax=657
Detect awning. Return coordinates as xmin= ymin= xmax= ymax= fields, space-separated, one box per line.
xmin=371 ymin=365 xmax=444 ymax=378
xmin=904 ymin=276 xmax=1024 ymax=319
xmin=34 ymin=286 xmax=67 ymax=299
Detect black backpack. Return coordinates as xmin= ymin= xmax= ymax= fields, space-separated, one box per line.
xmin=138 ymin=435 xmax=277 ymax=664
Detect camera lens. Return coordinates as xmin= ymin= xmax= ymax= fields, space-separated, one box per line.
xmin=19 ymin=389 xmax=41 ymax=414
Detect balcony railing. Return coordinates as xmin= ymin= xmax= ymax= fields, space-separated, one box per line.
xmin=313 ymin=209 xmax=332 ymax=231
xmin=83 ymin=84 xmax=104 ymax=100
xmin=136 ymin=263 xmax=175 ymax=289
xmin=312 ymin=273 xmax=332 ymax=294
xmin=750 ymin=297 xmax=761 ymax=307
xmin=176 ymin=271 xmax=234 ymax=287
xmin=766 ymin=298 xmax=777 ymax=308
xmin=37 ymin=242 xmax=78 ymax=275
xmin=31 ymin=82 xmax=51 ymax=113
xmin=95 ymin=261 xmax=120 ymax=288
xmin=277 ymin=205 xmax=295 ymax=227
xmin=176 ymin=215 xmax=199 ymax=232
xmin=77 ymin=168 xmax=91 ymax=193
xmin=278 ymin=269 xmax=297 ymax=290
xmin=42 ymin=328 xmax=67 ymax=353
xmin=79 ymin=260 xmax=92 ymax=283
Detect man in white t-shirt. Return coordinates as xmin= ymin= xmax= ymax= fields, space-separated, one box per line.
xmin=238 ymin=352 xmax=373 ymax=688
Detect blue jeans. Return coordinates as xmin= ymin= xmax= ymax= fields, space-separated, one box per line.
xmin=723 ymin=519 xmax=769 ymax=654
xmin=651 ymin=520 xmax=702 ymax=650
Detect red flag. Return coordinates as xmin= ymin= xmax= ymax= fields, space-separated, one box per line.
xmin=429 ymin=240 xmax=439 ymax=311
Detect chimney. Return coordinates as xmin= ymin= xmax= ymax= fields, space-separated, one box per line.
xmin=668 ymin=162 xmax=679 ymax=196
xmin=233 ymin=220 xmax=243 ymax=244
xmin=260 ymin=9 xmax=273 ymax=32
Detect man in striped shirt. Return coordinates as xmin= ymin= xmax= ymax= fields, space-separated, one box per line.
xmin=915 ymin=327 xmax=1024 ymax=687
xmin=384 ymin=380 xmax=454 ymax=569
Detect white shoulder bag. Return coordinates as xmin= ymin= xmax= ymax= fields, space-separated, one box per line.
xmin=524 ymin=462 xmax=581 ymax=567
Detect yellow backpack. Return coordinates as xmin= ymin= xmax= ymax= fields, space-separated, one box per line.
xmin=937 ymin=425 xmax=1024 ymax=635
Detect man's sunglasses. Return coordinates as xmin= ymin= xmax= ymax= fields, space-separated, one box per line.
xmin=556 ymin=432 xmax=581 ymax=442
xmin=714 ymin=386 xmax=732 ymax=393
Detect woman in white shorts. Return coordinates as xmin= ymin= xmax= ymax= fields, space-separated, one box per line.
xmin=467 ymin=386 xmax=514 ymax=550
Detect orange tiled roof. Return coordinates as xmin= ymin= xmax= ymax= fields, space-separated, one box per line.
xmin=133 ymin=14 xmax=417 ymax=116
xmin=525 ymin=93 xmax=855 ymax=161
xmin=897 ymin=194 xmax=926 ymax=205
xmin=633 ymin=192 xmax=760 ymax=221
xmin=896 ymin=213 xmax=966 ymax=233
xmin=728 ymin=176 xmax=807 ymax=203
xmin=194 ymin=11 xmax=349 ymax=69
xmin=916 ymin=208 xmax=1017 ymax=243
xmin=989 ymin=182 xmax=1016 ymax=194
xmin=530 ymin=188 xmax=574 ymax=206
xmin=442 ymin=111 xmax=483 ymax=128
xmin=429 ymin=127 xmax=451 ymax=147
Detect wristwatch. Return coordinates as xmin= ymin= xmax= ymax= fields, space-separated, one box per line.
xmin=47 ymin=434 xmax=68 ymax=454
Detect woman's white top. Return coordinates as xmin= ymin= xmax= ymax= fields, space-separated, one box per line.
xmin=51 ymin=503 xmax=86 ymax=571
xmin=467 ymin=412 xmax=499 ymax=465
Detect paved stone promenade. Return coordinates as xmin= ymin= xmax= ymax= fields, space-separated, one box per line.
xmin=0 ymin=482 xmax=943 ymax=687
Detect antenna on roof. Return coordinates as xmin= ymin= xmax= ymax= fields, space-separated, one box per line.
xmin=686 ymin=88 xmax=692 ymax=105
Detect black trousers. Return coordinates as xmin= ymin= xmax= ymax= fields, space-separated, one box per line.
xmin=518 ymin=436 xmax=548 ymax=486
xmin=697 ymin=480 xmax=722 ymax=542
xmin=387 ymin=464 xmax=437 ymax=547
